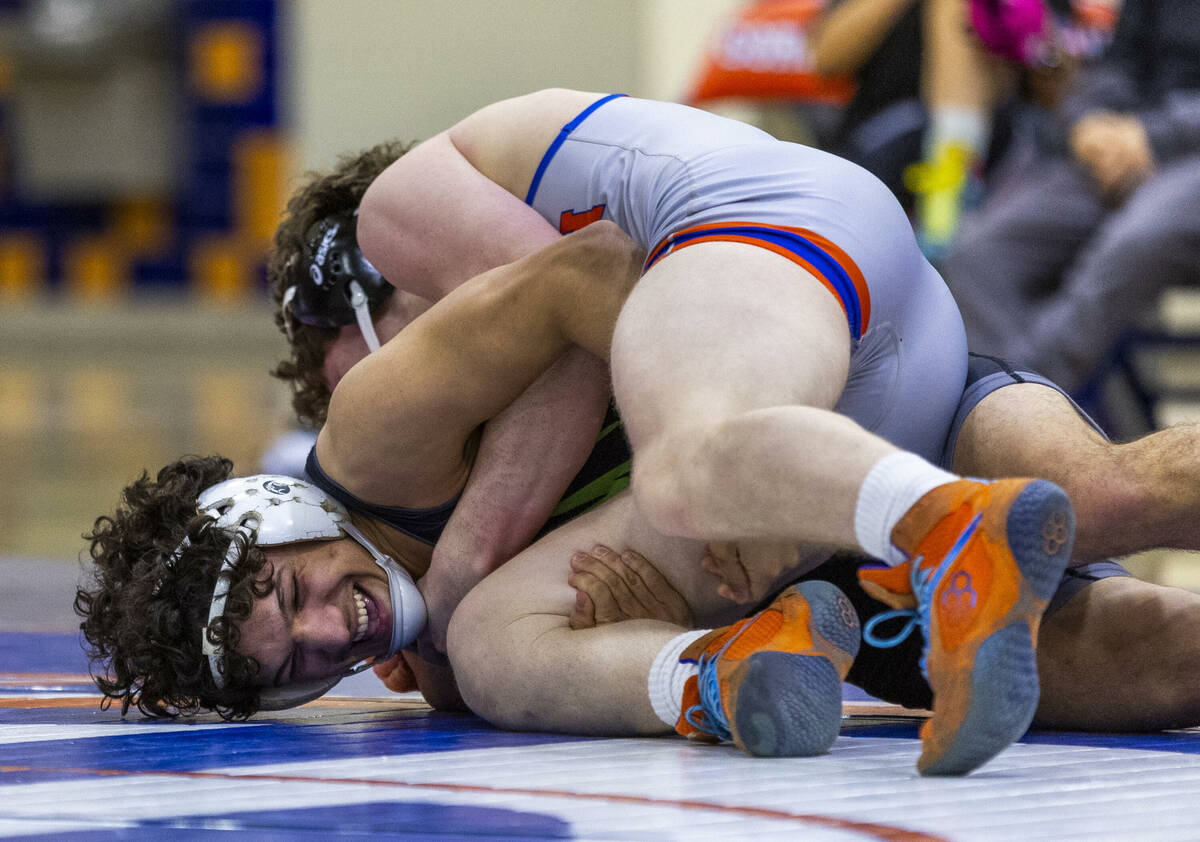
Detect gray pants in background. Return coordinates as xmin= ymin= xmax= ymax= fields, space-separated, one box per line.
xmin=940 ymin=148 xmax=1200 ymax=392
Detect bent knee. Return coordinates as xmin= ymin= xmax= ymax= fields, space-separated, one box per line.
xmin=444 ymin=587 xmax=501 ymax=716
xmin=629 ymin=434 xmax=717 ymax=537
xmin=1066 ymin=464 xmax=1141 ymax=527
xmin=1064 ymin=446 xmax=1169 ymax=553
xmin=445 ymin=586 xmax=565 ymax=729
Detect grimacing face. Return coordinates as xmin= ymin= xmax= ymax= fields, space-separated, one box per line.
xmin=234 ymin=537 xmax=395 ymax=688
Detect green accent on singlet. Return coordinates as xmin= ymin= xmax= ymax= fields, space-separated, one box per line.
xmin=537 ymin=404 xmax=631 ymax=538
xmin=597 ymin=419 xmax=621 ymax=439
xmin=550 ymin=461 xmax=630 ymax=517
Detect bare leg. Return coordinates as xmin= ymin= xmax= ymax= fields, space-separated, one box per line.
xmin=1036 ymin=577 xmax=1200 ymax=730
xmin=922 ymin=0 xmax=1006 ymax=111
xmin=609 ymin=242 xmax=900 ymax=546
xmin=953 ymin=382 xmax=1200 ymax=729
xmin=912 ymin=0 xmax=1011 ymax=253
xmin=952 ymin=381 xmax=1200 ymax=560
xmin=446 ymin=494 xmax=753 ymax=734
xmin=608 ymin=242 xmax=1070 ymax=774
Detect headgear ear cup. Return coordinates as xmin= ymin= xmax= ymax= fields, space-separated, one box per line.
xmin=284 ymin=212 xmax=395 ymax=337
xmin=968 ymin=0 xmax=1052 ymax=67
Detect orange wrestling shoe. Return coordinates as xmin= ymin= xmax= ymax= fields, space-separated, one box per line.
xmin=677 ymin=579 xmax=859 ymax=757
xmin=859 ymin=478 xmax=1074 ymax=775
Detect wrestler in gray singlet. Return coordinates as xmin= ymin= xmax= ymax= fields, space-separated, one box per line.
xmin=524 ymin=93 xmax=968 ymax=464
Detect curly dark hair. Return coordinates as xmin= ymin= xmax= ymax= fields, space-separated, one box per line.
xmin=75 ymin=455 xmax=277 ymax=720
xmin=267 ymin=139 xmax=415 ymax=428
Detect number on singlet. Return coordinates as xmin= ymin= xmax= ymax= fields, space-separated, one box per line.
xmin=558 ymin=204 xmax=606 ymax=234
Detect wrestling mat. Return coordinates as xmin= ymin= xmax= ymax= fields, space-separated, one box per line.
xmin=3 ymin=630 xmax=1198 ymax=840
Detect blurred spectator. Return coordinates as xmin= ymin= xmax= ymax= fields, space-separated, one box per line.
xmin=808 ymin=0 xmax=1089 ymax=257
xmin=809 ymin=0 xmax=1008 ymax=256
xmin=941 ymin=0 xmax=1200 ymax=392
xmin=685 ymin=0 xmax=856 ymax=146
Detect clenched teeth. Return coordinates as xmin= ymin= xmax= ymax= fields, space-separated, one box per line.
xmin=353 ymin=589 xmax=368 ymax=643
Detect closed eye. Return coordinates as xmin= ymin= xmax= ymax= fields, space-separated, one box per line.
xmin=289 ymin=571 xmax=302 ymax=681
xmin=271 ymin=565 xmax=297 ymax=686
xmin=272 ymin=646 xmax=294 ymax=687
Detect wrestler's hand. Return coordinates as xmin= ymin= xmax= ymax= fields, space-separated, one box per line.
xmin=567 ymin=545 xmax=692 ymax=629
xmin=372 ymin=652 xmax=419 ymax=693
xmin=703 ymin=540 xmax=800 ymax=604
xmin=1070 ymin=112 xmax=1154 ymax=199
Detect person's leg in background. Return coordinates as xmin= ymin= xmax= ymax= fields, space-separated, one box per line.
xmin=907 ymin=0 xmax=1011 ymax=257
xmin=939 ymin=156 xmax=1105 ymax=363
xmin=1016 ymin=159 xmax=1200 ymax=390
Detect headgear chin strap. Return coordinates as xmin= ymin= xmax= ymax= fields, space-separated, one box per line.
xmin=282 ymin=211 xmax=395 ymax=352
xmin=180 ymin=474 xmax=426 ymax=710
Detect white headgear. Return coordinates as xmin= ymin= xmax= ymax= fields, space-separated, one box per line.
xmin=173 ymin=474 xmax=425 ymax=710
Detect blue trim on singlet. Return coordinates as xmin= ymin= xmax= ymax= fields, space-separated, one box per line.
xmin=524 ymin=93 xmax=628 ymax=206
xmin=304 ymin=448 xmax=459 ymax=546
xmin=645 ymin=224 xmax=866 ymax=340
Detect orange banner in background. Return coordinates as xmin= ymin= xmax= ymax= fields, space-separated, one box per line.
xmin=689 ymin=0 xmax=855 ymax=107
xmin=1071 ymin=0 xmax=1119 ymax=31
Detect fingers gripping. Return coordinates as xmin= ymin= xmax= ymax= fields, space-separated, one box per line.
xmin=567 ymin=545 xmax=692 ymax=627
xmin=704 ymin=540 xmax=801 ymax=604
xmin=570 ymin=546 xmax=643 ymax=623
xmin=704 ymin=541 xmax=751 ymax=604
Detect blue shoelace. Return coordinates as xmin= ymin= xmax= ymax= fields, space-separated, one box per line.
xmin=684 ymin=649 xmax=734 ymax=741
xmin=862 ymin=512 xmax=982 ymax=677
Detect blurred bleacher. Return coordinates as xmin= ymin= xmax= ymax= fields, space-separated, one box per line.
xmin=0 ymin=300 xmax=291 ymax=562
xmin=0 ymin=0 xmax=282 ymax=302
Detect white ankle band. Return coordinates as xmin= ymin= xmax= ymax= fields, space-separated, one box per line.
xmin=648 ymin=630 xmax=708 ymax=728
xmin=854 ymin=452 xmax=956 ymax=566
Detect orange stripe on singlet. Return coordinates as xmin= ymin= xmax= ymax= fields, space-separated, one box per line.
xmin=644 ymin=221 xmax=871 ymax=338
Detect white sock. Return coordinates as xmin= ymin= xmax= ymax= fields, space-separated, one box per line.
xmin=648 ymin=629 xmax=709 ymax=728
xmin=854 ymin=452 xmax=958 ymax=566
xmin=926 ymin=107 xmax=990 ymax=158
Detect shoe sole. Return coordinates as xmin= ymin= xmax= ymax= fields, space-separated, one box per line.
xmin=920 ymin=479 xmax=1074 ymax=776
xmin=729 ymin=580 xmax=860 ymax=757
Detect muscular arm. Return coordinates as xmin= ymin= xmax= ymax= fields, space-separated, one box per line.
xmin=318 ymin=220 xmax=640 ymax=508
xmin=404 ymin=650 xmax=467 ymax=711
xmin=356 ymin=128 xmax=633 ymax=650
xmin=421 ymin=349 xmax=611 ymax=651
xmin=357 ymin=130 xmax=562 ymax=301
xmin=808 ymin=0 xmax=920 ymax=76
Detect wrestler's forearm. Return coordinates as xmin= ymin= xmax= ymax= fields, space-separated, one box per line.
xmin=809 ymin=0 xmax=918 ymax=76
xmin=320 ymin=222 xmax=640 ymax=508
xmin=435 ymin=348 xmax=610 ymax=578
xmin=418 ymin=350 xmax=610 ymax=651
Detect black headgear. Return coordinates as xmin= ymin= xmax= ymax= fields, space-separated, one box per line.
xmin=281 ymin=211 xmax=395 ymax=350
